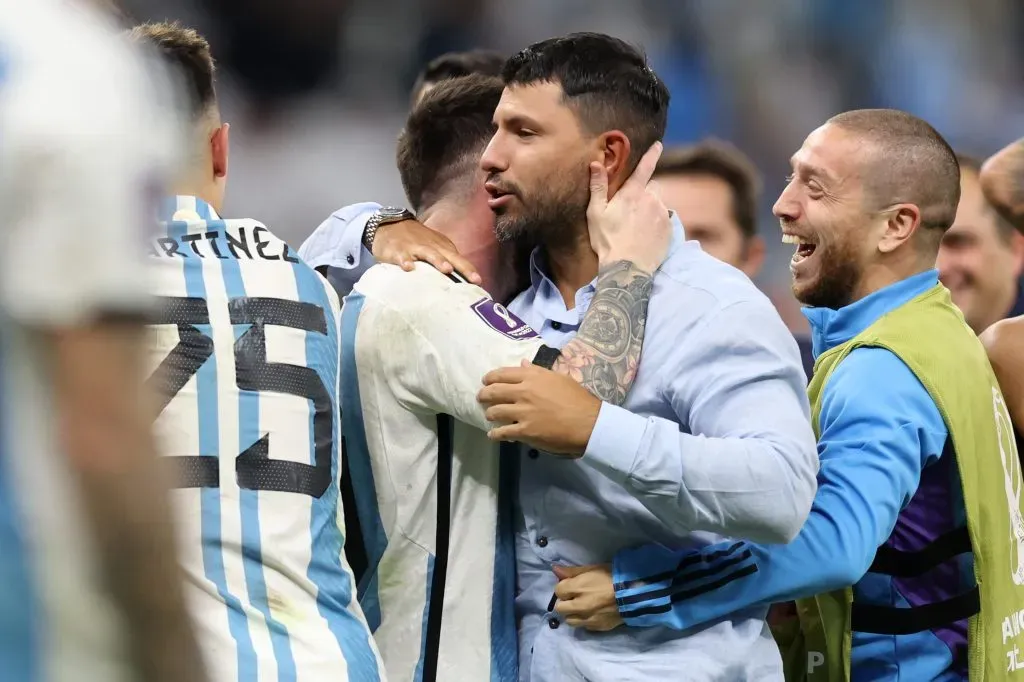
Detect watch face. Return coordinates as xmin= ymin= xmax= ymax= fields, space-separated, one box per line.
xmin=379 ymin=207 xmax=410 ymax=221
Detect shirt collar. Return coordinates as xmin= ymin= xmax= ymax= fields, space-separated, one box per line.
xmin=158 ymin=195 xmax=221 ymax=223
xmin=802 ymin=269 xmax=939 ymax=358
xmin=526 ymin=213 xmax=686 ymax=322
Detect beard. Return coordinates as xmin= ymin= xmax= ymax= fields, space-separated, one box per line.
xmin=491 ymin=161 xmax=590 ymax=250
xmin=792 ymin=235 xmax=864 ymax=310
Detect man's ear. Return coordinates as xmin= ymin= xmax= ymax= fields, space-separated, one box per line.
xmin=877 ymin=204 xmax=921 ymax=254
xmin=211 ymin=122 xmax=229 ymax=179
xmin=598 ymin=131 xmax=632 ymax=197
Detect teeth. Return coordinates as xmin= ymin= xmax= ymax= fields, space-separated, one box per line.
xmin=781 ymin=234 xmax=801 ymax=244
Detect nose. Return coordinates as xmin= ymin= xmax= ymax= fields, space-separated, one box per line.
xmin=773 ymin=183 xmax=800 ymax=222
xmin=480 ymin=132 xmax=508 ymax=174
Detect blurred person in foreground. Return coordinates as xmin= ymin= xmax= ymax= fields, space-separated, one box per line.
xmin=316 ymin=74 xmax=670 ymax=682
xmin=653 ymin=140 xmax=816 ymax=378
xmin=0 ymin=2 xmax=207 ymax=682
xmin=548 ymin=110 xmax=1024 ymax=682
xmin=130 ymin=22 xmax=384 ymax=681
xmin=979 ymin=139 xmax=1024 ymax=444
xmin=307 ymin=33 xmax=818 ymax=681
xmin=938 ymin=154 xmax=1024 ymax=334
xmin=410 ymin=49 xmax=505 ymax=106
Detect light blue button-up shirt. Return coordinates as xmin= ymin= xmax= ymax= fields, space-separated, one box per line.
xmin=508 ymin=218 xmax=817 ymax=682
xmin=299 ymin=205 xmax=819 ymax=682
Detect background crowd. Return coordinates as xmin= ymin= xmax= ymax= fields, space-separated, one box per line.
xmin=115 ymin=0 xmax=1024 ymax=331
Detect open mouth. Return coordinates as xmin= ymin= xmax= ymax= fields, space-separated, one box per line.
xmin=782 ymin=232 xmax=817 ymax=264
xmin=485 ymin=182 xmax=514 ymax=209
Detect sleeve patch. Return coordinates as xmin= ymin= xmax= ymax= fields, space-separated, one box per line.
xmin=471 ymin=298 xmax=539 ymax=340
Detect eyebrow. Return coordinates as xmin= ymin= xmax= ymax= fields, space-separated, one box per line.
xmin=496 ymin=113 xmax=542 ymax=131
xmin=790 ymin=158 xmax=835 ymax=184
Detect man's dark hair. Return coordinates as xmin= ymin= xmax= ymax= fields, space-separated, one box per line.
xmin=127 ymin=22 xmax=217 ymax=119
xmin=956 ymin=153 xmax=1018 ymax=241
xmin=396 ymin=74 xmax=504 ymax=212
xmin=410 ymin=50 xmax=505 ymax=105
xmin=502 ymin=32 xmax=670 ymax=172
xmin=654 ymin=140 xmax=762 ymax=238
xmin=828 ymin=109 xmax=960 ymax=234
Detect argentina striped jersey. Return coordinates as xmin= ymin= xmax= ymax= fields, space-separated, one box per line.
xmin=148 ymin=195 xmax=383 ymax=682
xmin=342 ymin=263 xmax=550 ymax=682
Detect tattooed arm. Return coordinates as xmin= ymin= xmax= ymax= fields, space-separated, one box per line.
xmin=551 ymin=260 xmax=654 ymax=406
xmin=981 ymin=137 xmax=1024 ymax=230
xmin=542 ymin=142 xmax=668 ymax=405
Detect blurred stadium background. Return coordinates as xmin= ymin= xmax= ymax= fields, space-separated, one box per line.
xmin=119 ymin=0 xmax=1024 ymax=331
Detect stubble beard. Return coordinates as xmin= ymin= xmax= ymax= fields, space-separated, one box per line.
xmin=493 ymin=164 xmax=591 ymax=251
xmin=793 ymin=237 xmax=864 ymax=310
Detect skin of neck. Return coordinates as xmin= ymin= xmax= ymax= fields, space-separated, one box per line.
xmin=420 ymin=185 xmax=519 ymax=304
xmin=172 ymin=116 xmax=225 ymax=214
xmin=545 ymin=228 xmax=599 ymax=309
xmin=850 ymin=240 xmax=939 ymax=305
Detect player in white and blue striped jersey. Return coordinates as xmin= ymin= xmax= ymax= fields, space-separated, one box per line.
xmin=0 ymin=3 xmax=208 ymax=682
xmin=131 ymin=23 xmax=383 ymax=682
xmin=301 ymin=74 xmax=670 ymax=682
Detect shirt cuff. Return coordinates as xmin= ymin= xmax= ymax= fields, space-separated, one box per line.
xmin=298 ymin=202 xmax=381 ymax=270
xmin=337 ymin=207 xmax=376 ymax=270
xmin=582 ymin=402 xmax=648 ymax=485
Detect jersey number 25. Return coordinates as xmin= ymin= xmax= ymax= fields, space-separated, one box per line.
xmin=148 ymin=296 xmax=333 ymax=498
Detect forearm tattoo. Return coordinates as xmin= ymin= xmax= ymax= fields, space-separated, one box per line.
xmin=552 ymin=260 xmax=655 ymax=405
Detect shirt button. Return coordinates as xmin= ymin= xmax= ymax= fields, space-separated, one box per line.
xmin=537 ymin=536 xmax=548 ymax=548
xmin=551 ymin=321 xmax=562 ymax=330
xmin=527 ymin=449 xmax=539 ymax=460
xmin=346 ymin=253 xmax=355 ymax=265
xmin=548 ymin=618 xmax=560 ymax=629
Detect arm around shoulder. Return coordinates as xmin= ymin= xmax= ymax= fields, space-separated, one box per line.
xmin=612 ymin=345 xmax=944 ymax=632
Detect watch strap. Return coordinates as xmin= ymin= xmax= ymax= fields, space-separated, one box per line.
xmin=362 ymin=207 xmax=414 ymax=251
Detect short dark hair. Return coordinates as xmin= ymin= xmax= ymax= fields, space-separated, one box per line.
xmin=828 ymin=109 xmax=960 ymax=233
xmin=396 ymin=74 xmax=504 ymax=212
xmin=654 ymin=140 xmax=762 ymax=238
xmin=956 ymin=152 xmax=1017 ymax=241
xmin=411 ymin=50 xmax=505 ymax=105
xmin=502 ymin=32 xmax=669 ymax=172
xmin=127 ymin=22 xmax=216 ymax=119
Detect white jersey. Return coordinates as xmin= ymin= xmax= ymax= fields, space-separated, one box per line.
xmin=343 ymin=263 xmax=552 ymax=682
xmin=148 ymin=196 xmax=384 ymax=681
xmin=0 ymin=2 xmax=180 ymax=681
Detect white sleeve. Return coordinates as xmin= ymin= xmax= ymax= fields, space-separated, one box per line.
xmin=353 ymin=264 xmax=548 ymax=431
xmin=0 ymin=25 xmax=180 ymax=327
